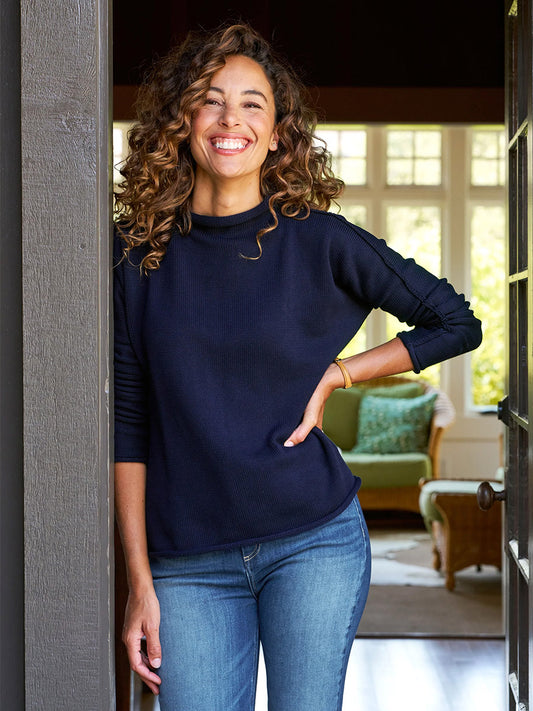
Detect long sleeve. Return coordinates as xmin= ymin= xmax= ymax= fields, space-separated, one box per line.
xmin=113 ymin=234 xmax=149 ymax=462
xmin=328 ymin=219 xmax=483 ymax=372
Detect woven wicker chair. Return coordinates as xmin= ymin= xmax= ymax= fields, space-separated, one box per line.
xmin=419 ymin=471 xmax=504 ymax=591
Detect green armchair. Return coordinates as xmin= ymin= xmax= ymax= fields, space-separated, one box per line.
xmin=322 ymin=375 xmax=456 ymax=512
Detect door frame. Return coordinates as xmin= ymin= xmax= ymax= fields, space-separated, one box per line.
xmin=0 ymin=0 xmax=115 ymax=707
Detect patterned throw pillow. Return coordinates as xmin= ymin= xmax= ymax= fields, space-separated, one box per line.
xmin=352 ymin=391 xmax=438 ymax=454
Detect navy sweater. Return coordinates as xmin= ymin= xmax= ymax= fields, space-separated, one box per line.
xmin=114 ymin=199 xmax=482 ymax=556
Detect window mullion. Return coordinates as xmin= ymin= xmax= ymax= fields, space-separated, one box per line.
xmin=444 ymin=126 xmax=470 ymax=410
xmin=369 ymin=126 xmax=388 ymax=348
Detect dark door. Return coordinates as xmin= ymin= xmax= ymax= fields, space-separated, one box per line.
xmin=502 ymin=0 xmax=533 ymax=707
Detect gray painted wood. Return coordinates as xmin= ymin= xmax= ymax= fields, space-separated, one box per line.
xmin=20 ymin=0 xmax=114 ymax=708
xmin=0 ymin=0 xmax=25 ymax=708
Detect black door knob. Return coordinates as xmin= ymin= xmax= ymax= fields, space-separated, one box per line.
xmin=477 ymin=481 xmax=506 ymax=511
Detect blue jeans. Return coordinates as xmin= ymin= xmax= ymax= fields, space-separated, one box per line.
xmin=150 ymin=495 xmax=371 ymax=711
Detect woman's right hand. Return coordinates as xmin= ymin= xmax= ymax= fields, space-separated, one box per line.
xmin=122 ymin=587 xmax=162 ymax=695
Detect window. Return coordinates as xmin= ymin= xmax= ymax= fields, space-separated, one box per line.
xmin=469 ymin=128 xmax=506 ymax=409
xmin=470 ymin=208 xmax=505 ymax=408
xmin=314 ymin=126 xmax=367 ymax=185
xmin=384 ymin=205 xmax=441 ymax=275
xmin=386 ymin=128 xmax=442 ymax=185
xmin=113 ymin=121 xmax=131 ymax=187
xmin=384 ymin=205 xmax=442 ymax=387
xmin=471 ymin=127 xmax=506 ymax=186
xmin=336 ymin=204 xmax=368 ymax=229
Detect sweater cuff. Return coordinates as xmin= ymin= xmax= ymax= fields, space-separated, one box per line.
xmin=114 ymin=429 xmax=149 ymax=463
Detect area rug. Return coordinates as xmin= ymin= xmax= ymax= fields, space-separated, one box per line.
xmin=358 ymin=528 xmax=504 ymax=637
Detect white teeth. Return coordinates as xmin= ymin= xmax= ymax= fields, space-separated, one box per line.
xmin=213 ymin=138 xmax=247 ymax=150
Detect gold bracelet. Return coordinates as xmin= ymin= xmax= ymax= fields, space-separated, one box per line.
xmin=334 ymin=358 xmax=352 ymax=389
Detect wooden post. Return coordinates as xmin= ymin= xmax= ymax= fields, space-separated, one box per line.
xmin=20 ymin=0 xmax=114 ymax=708
xmin=0 ymin=0 xmax=25 ymax=707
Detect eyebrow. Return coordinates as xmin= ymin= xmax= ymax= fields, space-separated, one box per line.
xmin=208 ymin=86 xmax=269 ymax=103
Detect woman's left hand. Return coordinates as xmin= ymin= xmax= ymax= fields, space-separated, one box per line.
xmin=283 ymin=339 xmax=415 ymax=448
xmin=284 ymin=362 xmax=342 ymax=447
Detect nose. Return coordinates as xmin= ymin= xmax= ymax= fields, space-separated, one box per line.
xmin=219 ymin=103 xmax=241 ymax=128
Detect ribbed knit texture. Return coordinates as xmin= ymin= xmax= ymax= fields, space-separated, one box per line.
xmin=114 ymin=199 xmax=482 ymax=556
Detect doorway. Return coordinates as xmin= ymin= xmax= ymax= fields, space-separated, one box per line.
xmin=111 ymin=3 xmax=508 ymax=710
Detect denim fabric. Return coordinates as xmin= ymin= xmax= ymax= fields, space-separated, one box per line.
xmin=150 ymin=496 xmax=371 ymax=711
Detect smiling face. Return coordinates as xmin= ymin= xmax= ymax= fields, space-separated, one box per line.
xmin=190 ymin=55 xmax=278 ymax=207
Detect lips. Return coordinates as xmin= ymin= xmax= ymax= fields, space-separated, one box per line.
xmin=210 ymin=136 xmax=250 ymax=151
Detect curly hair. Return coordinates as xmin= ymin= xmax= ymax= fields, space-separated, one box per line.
xmin=114 ymin=22 xmax=344 ymax=270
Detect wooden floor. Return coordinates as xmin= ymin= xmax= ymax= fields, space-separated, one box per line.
xmin=343 ymin=638 xmax=505 ymax=711
xmin=138 ymin=637 xmax=506 ymax=711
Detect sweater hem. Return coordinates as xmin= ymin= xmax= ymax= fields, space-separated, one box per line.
xmin=148 ymin=479 xmax=361 ymax=559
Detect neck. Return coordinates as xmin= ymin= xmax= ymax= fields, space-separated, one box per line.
xmin=191 ymin=174 xmax=263 ymax=216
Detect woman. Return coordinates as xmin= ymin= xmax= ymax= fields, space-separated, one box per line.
xmin=114 ymin=22 xmax=482 ymax=710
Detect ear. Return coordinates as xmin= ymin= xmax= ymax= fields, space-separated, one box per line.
xmin=269 ymin=130 xmax=279 ymax=152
